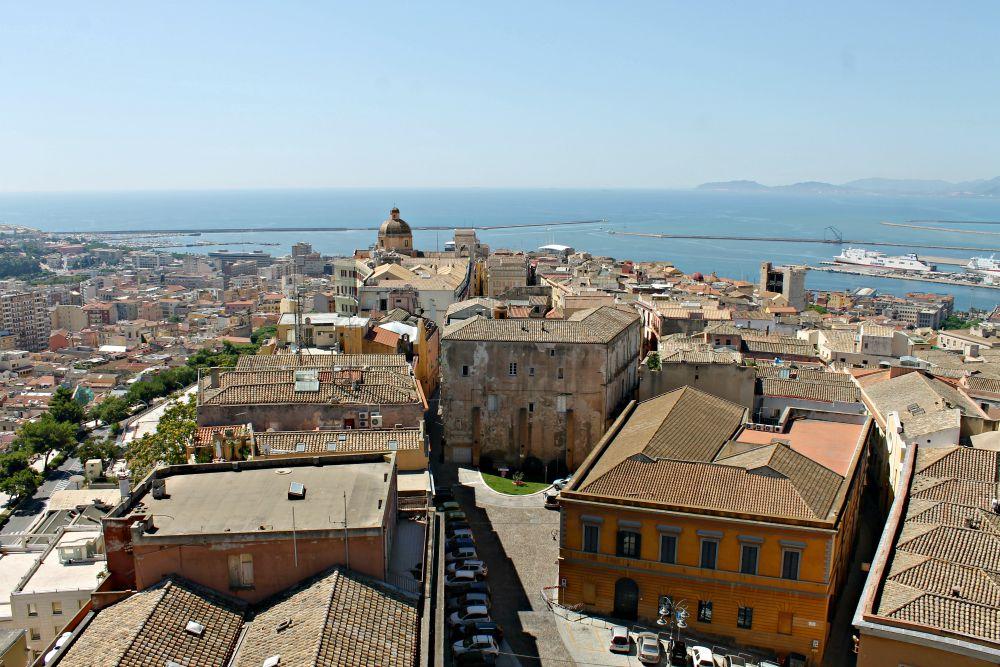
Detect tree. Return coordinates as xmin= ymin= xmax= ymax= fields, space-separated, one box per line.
xmin=15 ymin=415 xmax=78 ymax=458
xmin=126 ymin=397 xmax=196 ymax=480
xmin=91 ymin=396 xmax=131 ymax=425
xmin=251 ymin=325 xmax=277 ymax=345
xmin=49 ymin=386 xmax=85 ymax=425
xmin=76 ymin=437 xmax=120 ymax=466
xmin=186 ymin=341 xmax=258 ymax=369
xmin=0 ymin=468 xmax=40 ymax=499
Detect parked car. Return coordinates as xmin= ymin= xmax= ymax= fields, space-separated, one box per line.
xmin=447 ymin=592 xmax=492 ymax=611
xmin=444 ymin=509 xmax=467 ymax=522
xmin=446 ymin=559 xmax=489 ymax=577
xmin=453 ymin=634 xmax=500 ymax=658
xmin=552 ymin=476 xmax=572 ymax=490
xmin=446 ymin=520 xmax=471 ymax=533
xmin=759 ymin=661 xmax=780 ymax=667
xmin=448 ymin=604 xmax=492 ymax=628
xmin=543 ymin=492 xmax=560 ymax=509
xmin=608 ymin=625 xmax=631 ymax=654
xmin=784 ymin=654 xmax=808 ymax=667
xmin=446 ymin=546 xmax=478 ymax=563
xmin=636 ymin=632 xmax=662 ymax=665
xmin=669 ymin=639 xmax=688 ymax=665
xmin=434 ymin=485 xmax=455 ymax=503
xmin=450 ymin=581 xmax=492 ymax=599
xmin=446 ymin=569 xmax=485 ymax=588
xmin=446 ymin=537 xmax=476 ymax=551
xmin=439 ymin=501 xmax=462 ymax=512
xmin=691 ymin=646 xmax=715 ymax=667
xmin=448 ymin=527 xmax=474 ymax=540
xmin=452 ymin=620 xmax=503 ymax=643
xmin=724 ymin=656 xmax=747 ymax=667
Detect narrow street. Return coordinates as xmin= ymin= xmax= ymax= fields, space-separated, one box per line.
xmin=1 ymin=456 xmax=82 ymax=542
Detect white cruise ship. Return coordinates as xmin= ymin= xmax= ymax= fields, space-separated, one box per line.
xmin=967 ymin=256 xmax=1000 ymax=276
xmin=833 ymin=247 xmax=936 ymax=273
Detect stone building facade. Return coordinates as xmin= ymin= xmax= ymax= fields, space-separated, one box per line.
xmin=440 ymin=305 xmax=641 ymax=469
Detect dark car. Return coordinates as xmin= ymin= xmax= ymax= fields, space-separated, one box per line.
xmin=669 ymin=639 xmax=688 ymax=666
xmin=452 ymin=620 xmax=504 ymax=644
xmin=450 ymin=581 xmax=491 ymax=599
xmin=446 ymin=537 xmax=476 ymax=551
xmin=783 ymin=653 xmax=808 ymax=667
xmin=435 ymin=485 xmax=455 ymax=503
xmin=454 ymin=650 xmax=497 ymax=666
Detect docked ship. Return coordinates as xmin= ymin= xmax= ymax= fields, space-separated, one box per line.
xmin=967 ymin=256 xmax=1000 ymax=276
xmin=833 ymin=247 xmax=936 ymax=272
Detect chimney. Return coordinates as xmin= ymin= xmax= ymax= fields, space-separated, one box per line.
xmin=117 ymin=472 xmax=131 ymax=501
xmin=209 ymin=368 xmax=220 ymax=389
xmin=492 ymin=304 xmax=508 ymax=320
xmin=150 ymin=478 xmax=167 ymax=500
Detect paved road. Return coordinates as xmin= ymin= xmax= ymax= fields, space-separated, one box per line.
xmin=1 ymin=457 xmax=82 ymax=539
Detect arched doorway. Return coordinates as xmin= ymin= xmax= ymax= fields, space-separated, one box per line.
xmin=613 ymin=577 xmax=639 ymax=620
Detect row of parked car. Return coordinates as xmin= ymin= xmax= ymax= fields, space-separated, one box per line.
xmin=437 ymin=490 xmax=504 ymax=666
xmin=609 ymin=626 xmax=804 ymax=667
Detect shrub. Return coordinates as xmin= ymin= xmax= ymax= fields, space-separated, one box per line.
xmin=478 ymin=454 xmax=495 ymax=473
xmin=521 ymin=456 xmax=544 ymax=482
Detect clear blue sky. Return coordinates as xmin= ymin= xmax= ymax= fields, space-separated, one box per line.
xmin=1 ymin=1 xmax=998 ymax=191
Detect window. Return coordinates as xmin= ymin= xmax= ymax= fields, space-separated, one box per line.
xmin=782 ymin=550 xmax=801 ymax=580
xmin=528 ymin=402 xmax=534 ymax=413
xmin=740 ymin=544 xmax=759 ymax=575
xmin=549 ymin=349 xmax=556 ymax=357
xmin=659 ymin=534 xmax=677 ymax=564
xmin=51 ymin=601 xmax=62 ymax=615
xmin=700 ymin=539 xmax=718 ymax=569
xmin=27 ymin=603 xmax=37 ymax=617
xmin=583 ymin=524 xmax=600 ymax=553
xmin=737 ymin=606 xmax=753 ymax=629
xmin=697 ymin=600 xmax=713 ymax=623
xmin=509 ymin=362 xmax=518 ymax=376
xmin=557 ymin=368 xmax=564 ymax=379
xmin=616 ymin=530 xmax=641 ymax=559
xmin=487 ymin=394 xmax=498 ymax=412
xmin=228 ymin=553 xmax=254 ymax=589
xmin=528 ymin=367 xmax=535 ymax=377
xmin=462 ymin=365 xmax=469 ymax=376
xmin=30 ymin=628 xmax=40 ymax=641
xmin=777 ymin=611 xmax=793 ymax=635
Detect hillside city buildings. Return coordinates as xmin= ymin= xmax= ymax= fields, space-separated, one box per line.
xmin=0 ymin=209 xmax=997 ymax=665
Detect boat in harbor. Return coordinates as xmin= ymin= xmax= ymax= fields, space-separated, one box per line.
xmin=967 ymin=255 xmax=1000 ymax=276
xmin=833 ymin=247 xmax=936 ymax=272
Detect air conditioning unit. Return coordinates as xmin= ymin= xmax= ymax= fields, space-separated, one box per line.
xmin=371 ymin=414 xmax=383 ymax=428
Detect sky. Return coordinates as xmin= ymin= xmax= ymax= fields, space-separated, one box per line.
xmin=1 ymin=1 xmax=999 ymax=192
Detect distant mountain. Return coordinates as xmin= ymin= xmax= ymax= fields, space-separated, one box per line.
xmin=697 ymin=176 xmax=1000 ymax=198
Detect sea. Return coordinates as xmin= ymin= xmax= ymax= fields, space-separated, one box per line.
xmin=1 ymin=188 xmax=1000 ymax=311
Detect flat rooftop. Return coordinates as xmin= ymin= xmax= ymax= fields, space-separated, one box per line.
xmin=0 ymin=552 xmax=40 ymax=619
xmin=18 ymin=529 xmax=105 ymax=595
xmin=134 ymin=460 xmax=393 ymax=537
xmin=735 ymin=419 xmax=865 ymax=476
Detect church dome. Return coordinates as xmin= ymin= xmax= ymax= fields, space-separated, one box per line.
xmin=379 ymin=207 xmax=412 ymax=237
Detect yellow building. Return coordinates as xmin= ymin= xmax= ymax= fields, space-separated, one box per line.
xmin=558 ymin=387 xmax=870 ymax=664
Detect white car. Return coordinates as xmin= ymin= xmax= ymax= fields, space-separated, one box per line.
xmin=445 ymin=569 xmax=482 ymax=588
xmin=447 ymin=591 xmax=491 ymax=611
xmin=448 ymin=604 xmax=492 ymax=627
xmin=552 ymin=476 xmax=572 ymax=490
xmin=692 ymin=646 xmax=715 ymax=667
xmin=608 ymin=625 xmax=630 ymax=653
xmin=636 ymin=632 xmax=661 ymax=665
xmin=453 ymin=634 xmax=500 ymax=658
xmin=447 ymin=527 xmax=474 ymax=540
xmin=446 ymin=559 xmax=488 ymax=577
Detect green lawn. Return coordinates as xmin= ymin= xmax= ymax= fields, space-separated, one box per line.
xmin=480 ymin=472 xmax=550 ymax=495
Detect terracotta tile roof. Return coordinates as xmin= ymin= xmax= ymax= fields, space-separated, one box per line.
xmin=194 ymin=424 xmax=250 ymax=446
xmin=755 ymin=366 xmax=854 ymax=383
xmin=254 ymin=428 xmax=422 ymax=456
xmin=761 ymin=377 xmax=860 ymax=404
xmin=59 ymin=577 xmax=246 ymax=667
xmin=966 ymin=375 xmax=1000 ymax=396
xmin=741 ymin=335 xmax=818 ymax=359
xmin=232 ymin=568 xmax=418 ymax=667
xmin=61 ymin=570 xmax=417 ymax=667
xmin=443 ymin=305 xmax=637 ymax=343
xmin=235 ymin=353 xmax=409 ymax=371
xmin=368 ymin=326 xmax=402 ymax=348
xmin=875 ymin=445 xmax=1000 ymax=644
xmin=574 ymin=387 xmax=859 ymax=522
xmin=201 ymin=367 xmax=420 ymax=406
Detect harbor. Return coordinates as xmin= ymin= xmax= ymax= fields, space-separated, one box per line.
xmin=808 ymin=263 xmax=1000 ymax=290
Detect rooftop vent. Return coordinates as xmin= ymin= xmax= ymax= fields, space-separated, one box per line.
xmin=263 ymin=657 xmax=281 ymax=667
xmin=951 ymin=585 xmax=963 ymax=598
xmin=326 ymin=442 xmax=337 ymax=452
xmin=338 ymin=434 xmax=347 ymax=442
xmin=185 ymin=620 xmax=205 ymax=636
xmin=276 ymin=618 xmax=293 ymax=633
xmin=387 ymin=439 xmax=398 ymax=451
xmin=288 ymin=482 xmax=306 ymax=499
xmin=294 ymin=442 xmax=306 ymax=453
xmin=967 ymin=515 xmax=983 ymax=530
